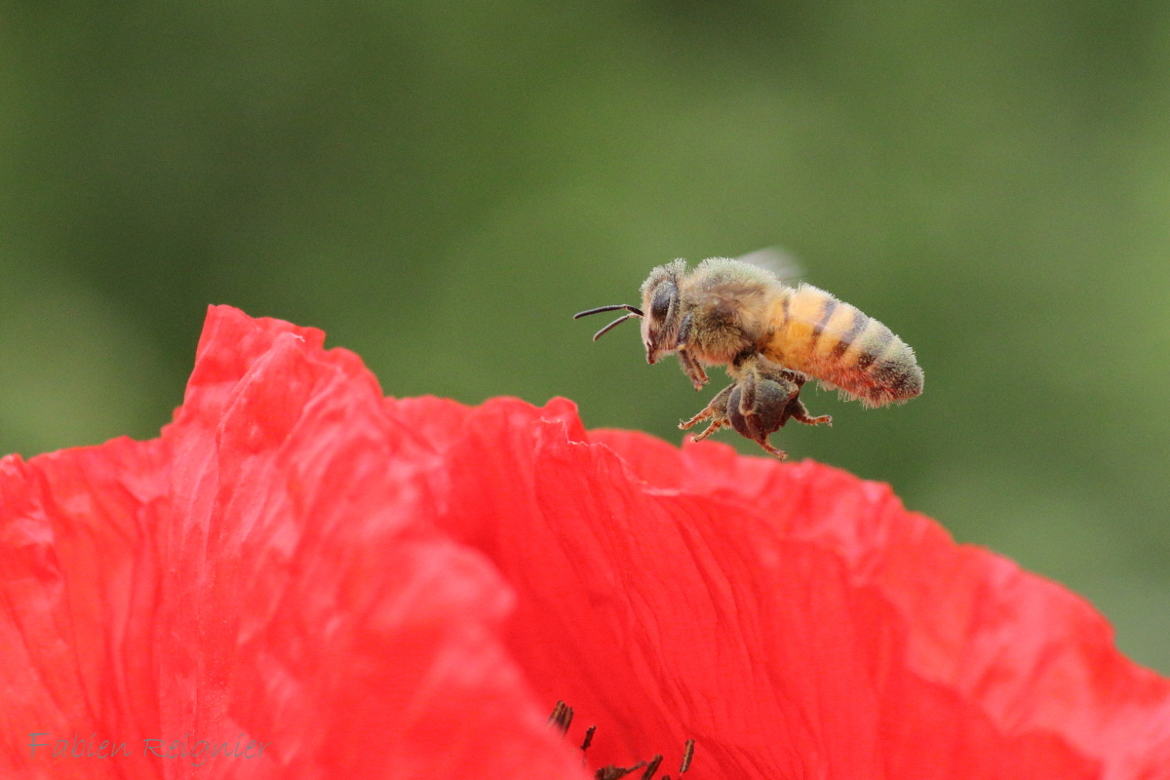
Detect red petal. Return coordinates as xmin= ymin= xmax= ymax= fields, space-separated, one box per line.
xmin=400 ymin=396 xmax=1170 ymax=778
xmin=0 ymin=306 xmax=585 ymax=778
xmin=7 ymin=305 xmax=1169 ymax=779
xmin=1 ymin=438 xmax=169 ymax=779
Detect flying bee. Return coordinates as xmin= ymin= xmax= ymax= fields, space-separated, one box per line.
xmin=574 ymin=256 xmax=924 ymax=459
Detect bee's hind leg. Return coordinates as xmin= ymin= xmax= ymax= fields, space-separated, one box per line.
xmin=760 ymin=363 xmax=832 ymax=428
xmin=679 ymin=382 xmax=733 ymax=441
xmin=784 ymin=396 xmax=832 ymax=427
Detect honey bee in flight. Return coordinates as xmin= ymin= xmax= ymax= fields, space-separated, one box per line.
xmin=574 ymin=256 xmax=923 ymax=459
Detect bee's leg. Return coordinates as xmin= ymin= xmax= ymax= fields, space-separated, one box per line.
xmin=785 ymin=396 xmax=832 ymax=427
xmin=679 ymin=383 xmax=732 ymax=441
xmin=762 ymin=362 xmax=832 ymax=427
xmin=676 ymin=311 xmax=693 ymax=344
xmin=674 ymin=313 xmax=709 ymax=390
xmin=752 ymin=435 xmax=788 ymax=460
xmin=676 ymin=348 xmax=708 ymax=390
xmin=678 ymin=403 xmax=714 ymax=431
xmin=689 ymin=419 xmax=726 ymax=443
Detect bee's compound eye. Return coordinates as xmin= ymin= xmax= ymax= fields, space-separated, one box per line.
xmin=650 ymin=284 xmax=674 ymax=320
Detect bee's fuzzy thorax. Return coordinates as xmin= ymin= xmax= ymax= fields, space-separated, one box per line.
xmin=694 ymin=257 xmax=781 ymax=288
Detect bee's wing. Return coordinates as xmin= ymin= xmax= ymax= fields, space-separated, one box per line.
xmin=735 ymin=246 xmax=804 ymax=285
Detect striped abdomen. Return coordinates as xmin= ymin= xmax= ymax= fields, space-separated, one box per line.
xmin=763 ymin=284 xmax=923 ymax=407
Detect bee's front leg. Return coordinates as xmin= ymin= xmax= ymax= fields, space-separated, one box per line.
xmin=676 ymin=347 xmax=708 ymax=390
xmin=675 ymin=313 xmax=708 ymax=390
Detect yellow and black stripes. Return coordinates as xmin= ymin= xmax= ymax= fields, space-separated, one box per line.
xmin=765 ymin=285 xmax=923 ymax=407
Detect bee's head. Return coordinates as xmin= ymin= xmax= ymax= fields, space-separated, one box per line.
xmin=638 ymin=259 xmax=686 ymax=365
xmin=572 ymin=259 xmax=687 ymax=365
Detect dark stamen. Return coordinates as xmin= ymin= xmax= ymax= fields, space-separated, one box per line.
xmin=548 ymin=700 xmax=694 ymax=780
xmin=548 ymin=700 xmax=574 ymax=735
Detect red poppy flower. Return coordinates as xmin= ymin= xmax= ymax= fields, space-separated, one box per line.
xmin=2 ymin=305 xmax=1169 ymax=778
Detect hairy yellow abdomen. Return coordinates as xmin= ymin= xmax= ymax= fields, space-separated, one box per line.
xmin=763 ymin=285 xmax=923 ymax=407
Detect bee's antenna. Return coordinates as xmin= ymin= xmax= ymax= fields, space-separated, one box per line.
xmin=590 ymin=313 xmax=640 ymax=341
xmin=574 ymin=304 xmax=645 ymax=341
xmin=573 ymin=304 xmax=644 ymax=320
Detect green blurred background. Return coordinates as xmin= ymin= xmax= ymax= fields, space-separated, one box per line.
xmin=3 ymin=2 xmax=1169 ymax=670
